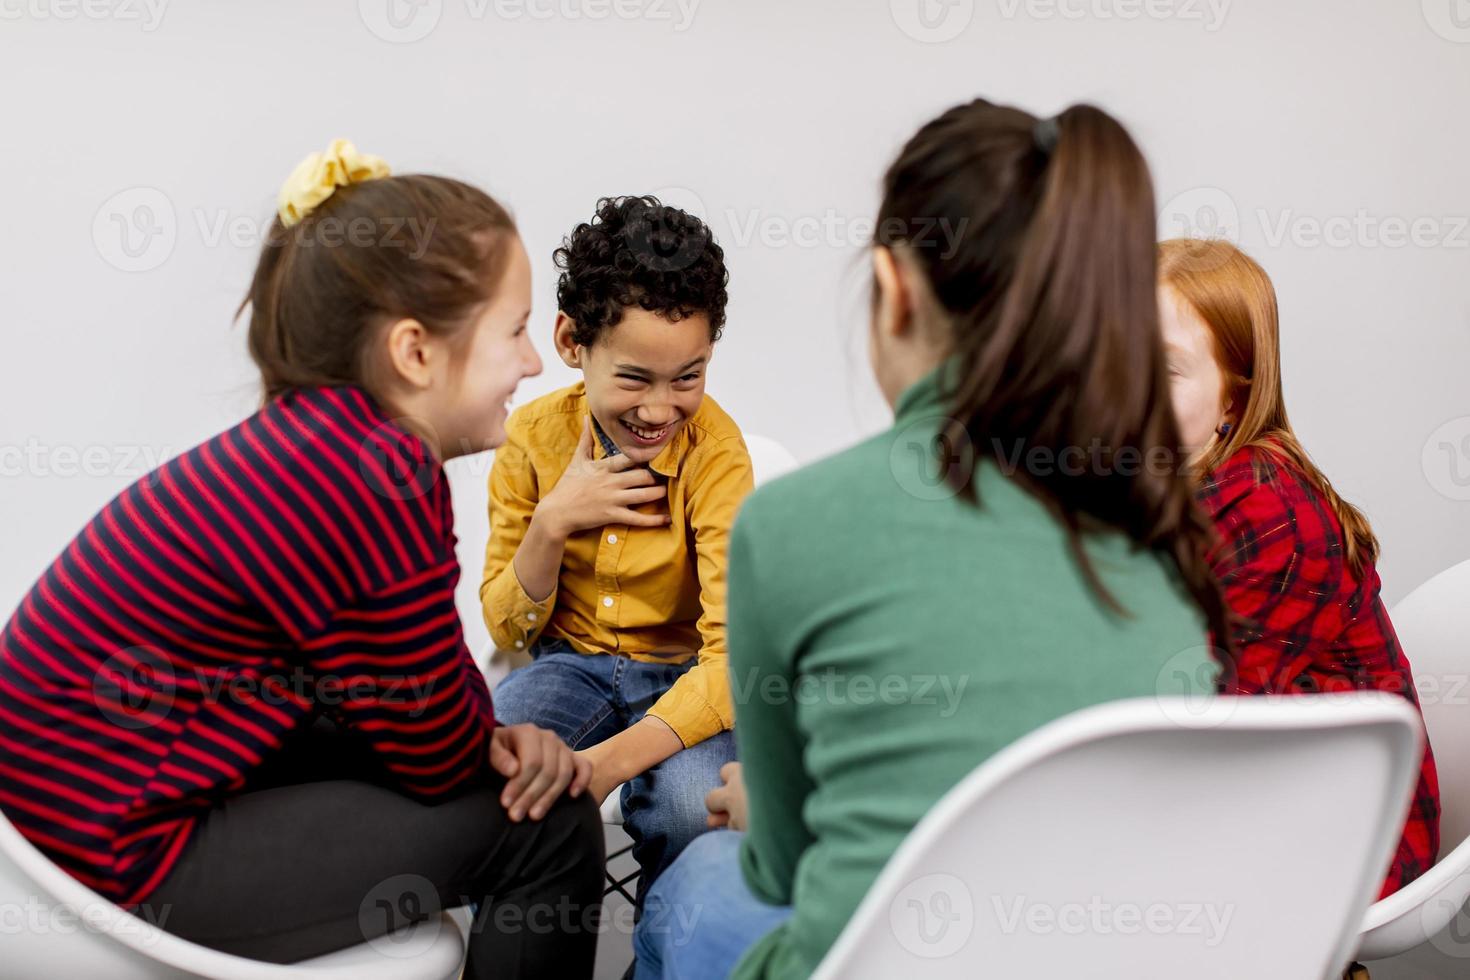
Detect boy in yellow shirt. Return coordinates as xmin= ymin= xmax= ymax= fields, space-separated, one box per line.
xmin=481 ymin=195 xmax=753 ymax=901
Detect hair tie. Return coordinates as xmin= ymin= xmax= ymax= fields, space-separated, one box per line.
xmin=1032 ymin=116 xmax=1060 ymax=156
xmin=277 ymin=139 xmax=391 ymax=228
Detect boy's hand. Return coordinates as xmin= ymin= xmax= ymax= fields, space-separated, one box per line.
xmin=489 ymin=723 xmax=593 ymax=822
xmin=705 ymin=761 xmax=748 ymax=832
xmin=536 ymin=418 xmax=670 ymax=539
xmin=577 ymin=716 xmax=685 ymax=806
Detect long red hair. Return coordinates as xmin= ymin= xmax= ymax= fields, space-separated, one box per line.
xmin=1158 ymin=239 xmax=1380 ymax=578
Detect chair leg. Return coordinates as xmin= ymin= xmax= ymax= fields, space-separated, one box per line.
xmin=1343 ymin=963 xmax=1370 ymax=980
xmin=604 ymin=840 xmax=639 ymax=903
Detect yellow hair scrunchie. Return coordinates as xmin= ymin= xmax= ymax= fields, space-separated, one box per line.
xmin=276 ymin=139 xmax=391 ymax=228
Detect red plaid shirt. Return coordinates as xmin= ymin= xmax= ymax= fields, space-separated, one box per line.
xmin=1199 ymin=443 xmax=1439 ymax=899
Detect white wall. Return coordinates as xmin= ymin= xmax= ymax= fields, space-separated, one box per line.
xmin=3 ymin=0 xmax=1469 ymax=655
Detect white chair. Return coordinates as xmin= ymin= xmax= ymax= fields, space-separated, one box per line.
xmin=1358 ymin=557 xmax=1470 ymax=963
xmin=738 ymin=432 xmax=803 ymax=485
xmin=811 ymin=694 xmax=1423 ymax=980
xmin=0 ymin=808 xmax=469 ymax=979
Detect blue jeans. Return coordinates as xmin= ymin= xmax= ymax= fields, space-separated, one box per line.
xmin=634 ymin=830 xmax=793 ymax=980
xmin=491 ymin=638 xmax=736 ymax=902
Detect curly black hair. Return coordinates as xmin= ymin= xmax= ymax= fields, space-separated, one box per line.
xmin=554 ymin=196 xmax=728 ymax=347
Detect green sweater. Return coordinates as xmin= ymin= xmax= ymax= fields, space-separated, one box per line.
xmin=728 ymin=365 xmax=1216 ymax=980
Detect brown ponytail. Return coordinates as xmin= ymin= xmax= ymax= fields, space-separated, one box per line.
xmin=240 ymin=174 xmax=517 ymax=404
xmin=876 ymin=99 xmax=1232 ymax=649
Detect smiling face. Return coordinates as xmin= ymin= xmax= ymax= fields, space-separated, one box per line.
xmin=437 ymin=237 xmax=543 ymax=455
xmin=376 ymin=234 xmax=544 ymax=459
xmin=1158 ymin=282 xmax=1231 ymax=457
xmin=554 ymin=306 xmax=712 ymax=459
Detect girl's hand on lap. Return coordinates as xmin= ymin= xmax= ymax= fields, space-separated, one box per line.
xmin=489 ymin=723 xmax=592 ymax=821
xmin=705 ymin=761 xmax=747 ymax=832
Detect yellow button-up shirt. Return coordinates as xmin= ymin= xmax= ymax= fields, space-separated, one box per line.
xmin=480 ymin=382 xmax=754 ymax=747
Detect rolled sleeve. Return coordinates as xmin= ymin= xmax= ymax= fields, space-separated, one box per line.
xmin=646 ymin=683 xmax=727 ymax=748
xmin=645 ymin=433 xmax=753 ymax=746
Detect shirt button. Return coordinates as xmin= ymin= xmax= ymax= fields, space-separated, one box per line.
xmin=526 ymin=612 xmax=537 ymax=622
xmin=607 ymin=533 xmax=618 ymax=544
xmin=603 ymin=596 xmax=614 ymax=608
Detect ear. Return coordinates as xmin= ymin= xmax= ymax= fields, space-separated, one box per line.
xmin=871 ymin=246 xmax=913 ymax=340
xmin=1221 ymin=381 xmax=1248 ymax=429
xmin=383 ymin=317 xmax=436 ymax=390
xmin=553 ymin=312 xmax=585 ymax=369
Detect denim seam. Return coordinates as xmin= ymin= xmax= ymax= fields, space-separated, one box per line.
xmin=609 ymin=655 xmax=629 ymax=718
xmin=568 ymin=703 xmax=617 ymax=749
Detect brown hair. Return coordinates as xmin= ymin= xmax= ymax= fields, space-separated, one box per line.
xmin=240 ymin=174 xmax=517 ymax=403
xmin=1158 ymin=238 xmax=1380 ymax=577
xmin=876 ymin=98 xmax=1231 ymax=646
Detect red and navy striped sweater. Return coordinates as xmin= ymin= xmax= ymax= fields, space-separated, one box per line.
xmin=0 ymin=386 xmax=496 ymax=906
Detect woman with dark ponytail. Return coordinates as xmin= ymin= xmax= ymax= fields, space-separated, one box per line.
xmin=633 ymin=100 xmax=1229 ymax=979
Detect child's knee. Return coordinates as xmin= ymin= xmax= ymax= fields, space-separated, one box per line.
xmin=626 ymin=737 xmax=735 ymax=848
xmin=487 ymin=669 xmax=540 ymax=724
xmin=536 ymin=790 xmax=607 ymax=882
xmin=676 ymin=826 xmax=741 ymax=871
xmin=625 ymin=788 xmax=708 ymax=855
xmin=561 ymin=791 xmax=606 ymax=860
xmin=489 ymin=657 xmax=617 ymax=746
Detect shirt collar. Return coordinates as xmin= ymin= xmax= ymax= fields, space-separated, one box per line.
xmin=591 ymin=415 xmax=622 ymax=457
xmin=1196 ymin=443 xmax=1271 ymax=519
xmin=893 ymin=355 xmax=961 ymax=424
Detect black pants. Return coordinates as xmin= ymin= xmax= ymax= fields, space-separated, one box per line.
xmin=137 ymin=717 xmax=605 ymax=979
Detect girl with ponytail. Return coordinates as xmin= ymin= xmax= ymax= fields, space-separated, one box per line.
xmin=0 ymin=140 xmax=606 ymax=977
xmin=1159 ymin=238 xmax=1439 ymax=898
xmin=634 ymin=100 xmax=1230 ymax=980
